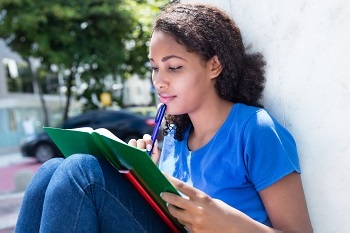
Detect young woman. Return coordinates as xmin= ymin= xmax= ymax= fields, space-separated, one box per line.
xmin=16 ymin=3 xmax=312 ymax=232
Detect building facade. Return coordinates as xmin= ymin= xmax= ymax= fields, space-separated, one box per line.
xmin=0 ymin=40 xmax=64 ymax=149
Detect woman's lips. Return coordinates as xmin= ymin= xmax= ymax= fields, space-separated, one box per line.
xmin=158 ymin=94 xmax=175 ymax=104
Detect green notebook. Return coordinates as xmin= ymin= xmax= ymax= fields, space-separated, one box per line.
xmin=44 ymin=127 xmax=186 ymax=232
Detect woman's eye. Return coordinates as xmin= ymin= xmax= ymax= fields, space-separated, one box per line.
xmin=150 ymin=66 xmax=159 ymax=72
xmin=169 ymin=66 xmax=182 ymax=71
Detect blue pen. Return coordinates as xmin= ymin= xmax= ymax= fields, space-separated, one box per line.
xmin=148 ymin=104 xmax=167 ymax=155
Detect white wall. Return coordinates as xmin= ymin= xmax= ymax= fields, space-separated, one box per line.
xmin=183 ymin=0 xmax=350 ymax=232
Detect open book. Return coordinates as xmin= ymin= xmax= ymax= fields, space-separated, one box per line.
xmin=44 ymin=127 xmax=186 ymax=233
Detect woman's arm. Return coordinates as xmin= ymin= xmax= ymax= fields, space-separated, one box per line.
xmin=259 ymin=172 xmax=313 ymax=232
xmin=161 ymin=173 xmax=312 ymax=233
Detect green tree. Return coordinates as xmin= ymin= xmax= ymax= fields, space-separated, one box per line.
xmin=0 ymin=0 xmax=167 ymax=121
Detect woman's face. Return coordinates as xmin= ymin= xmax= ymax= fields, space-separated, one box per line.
xmin=149 ymin=30 xmax=216 ymax=116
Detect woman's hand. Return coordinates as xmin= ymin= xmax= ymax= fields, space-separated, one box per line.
xmin=161 ymin=174 xmax=274 ymax=233
xmin=127 ymin=134 xmax=161 ymax=164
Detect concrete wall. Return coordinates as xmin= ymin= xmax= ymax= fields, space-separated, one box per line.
xmin=183 ymin=0 xmax=350 ymax=232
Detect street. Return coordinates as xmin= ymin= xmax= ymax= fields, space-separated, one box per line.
xmin=0 ymin=151 xmax=41 ymax=232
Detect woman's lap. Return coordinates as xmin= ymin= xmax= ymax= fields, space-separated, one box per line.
xmin=15 ymin=154 xmax=170 ymax=232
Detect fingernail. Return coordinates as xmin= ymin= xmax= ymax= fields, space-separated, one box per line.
xmin=146 ymin=144 xmax=152 ymax=151
xmin=160 ymin=192 xmax=163 ymax=197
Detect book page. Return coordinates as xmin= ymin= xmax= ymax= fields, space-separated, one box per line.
xmin=95 ymin=128 xmax=126 ymax=144
xmin=69 ymin=127 xmax=125 ymax=144
xmin=70 ymin=127 xmax=94 ymax=133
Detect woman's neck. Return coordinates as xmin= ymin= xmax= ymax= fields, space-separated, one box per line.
xmin=187 ymin=100 xmax=234 ymax=151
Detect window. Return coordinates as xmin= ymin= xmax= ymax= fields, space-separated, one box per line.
xmin=3 ymin=58 xmax=60 ymax=94
xmin=40 ymin=71 xmax=59 ymax=94
xmin=3 ymin=58 xmax=34 ymax=93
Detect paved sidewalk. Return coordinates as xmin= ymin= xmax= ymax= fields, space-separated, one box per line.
xmin=0 ymin=192 xmax=24 ymax=232
xmin=0 ymin=149 xmax=40 ymax=232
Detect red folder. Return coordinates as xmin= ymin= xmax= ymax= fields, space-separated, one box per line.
xmin=119 ymin=170 xmax=181 ymax=233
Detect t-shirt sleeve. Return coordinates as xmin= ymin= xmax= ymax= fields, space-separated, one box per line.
xmin=243 ymin=109 xmax=300 ymax=191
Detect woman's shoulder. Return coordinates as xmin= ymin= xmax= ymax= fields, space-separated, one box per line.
xmin=233 ymin=103 xmax=285 ymax=132
xmin=233 ymin=103 xmax=268 ymax=124
xmin=234 ymin=103 xmax=295 ymax=144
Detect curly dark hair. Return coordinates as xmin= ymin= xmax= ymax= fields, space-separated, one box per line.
xmin=153 ymin=3 xmax=266 ymax=141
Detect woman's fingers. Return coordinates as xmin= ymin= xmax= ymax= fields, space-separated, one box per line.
xmin=163 ymin=173 xmax=206 ymax=199
xmin=128 ymin=134 xmax=151 ymax=149
xmin=142 ymin=134 xmax=161 ymax=164
xmin=128 ymin=138 xmax=137 ymax=147
xmin=127 ymin=134 xmax=160 ymax=164
xmin=142 ymin=134 xmax=152 ymax=151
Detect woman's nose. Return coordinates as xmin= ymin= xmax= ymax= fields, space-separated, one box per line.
xmin=152 ymin=73 xmax=167 ymax=90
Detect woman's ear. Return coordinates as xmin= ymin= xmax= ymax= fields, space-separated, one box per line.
xmin=208 ymin=55 xmax=222 ymax=79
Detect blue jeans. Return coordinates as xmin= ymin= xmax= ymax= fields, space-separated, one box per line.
xmin=15 ymin=154 xmax=171 ymax=232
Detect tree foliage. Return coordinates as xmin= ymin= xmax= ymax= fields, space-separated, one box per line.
xmin=0 ymin=0 xmax=167 ymax=120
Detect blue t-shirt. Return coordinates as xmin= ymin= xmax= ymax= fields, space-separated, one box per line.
xmin=158 ymin=103 xmax=300 ymax=225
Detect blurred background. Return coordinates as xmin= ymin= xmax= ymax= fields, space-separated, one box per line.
xmin=0 ymin=0 xmax=172 ymax=231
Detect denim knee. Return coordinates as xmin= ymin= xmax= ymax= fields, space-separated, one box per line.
xmin=49 ymin=154 xmax=105 ymax=191
xmin=64 ymin=153 xmax=98 ymax=165
xmin=40 ymin=157 xmax=65 ymax=173
xmin=25 ymin=157 xmax=64 ymax=193
xmin=60 ymin=154 xmax=102 ymax=178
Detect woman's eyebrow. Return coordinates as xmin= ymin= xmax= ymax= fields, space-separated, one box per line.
xmin=148 ymin=55 xmax=186 ymax=62
xmin=161 ymin=55 xmax=186 ymax=62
